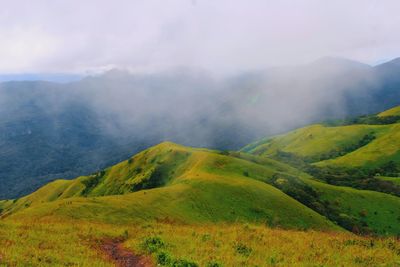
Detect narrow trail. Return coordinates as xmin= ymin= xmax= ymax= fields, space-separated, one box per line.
xmin=100 ymin=238 xmax=153 ymax=267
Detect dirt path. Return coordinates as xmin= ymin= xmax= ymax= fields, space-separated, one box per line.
xmin=100 ymin=238 xmax=153 ymax=267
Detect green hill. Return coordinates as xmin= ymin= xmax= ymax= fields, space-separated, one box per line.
xmin=316 ymin=124 xmax=400 ymax=171
xmin=243 ymin=107 xmax=400 ymax=176
xmin=239 ymin=106 xmax=400 ymax=234
xmin=302 ymin=177 xmax=400 ymax=235
xmin=378 ymin=105 xmax=400 ymax=117
xmin=3 ymin=141 xmax=400 ymax=235
xmin=242 ymin=124 xmax=388 ymax=162
xmin=1 ymin=142 xmax=337 ymax=231
xmin=2 ymin=139 xmax=400 ymax=265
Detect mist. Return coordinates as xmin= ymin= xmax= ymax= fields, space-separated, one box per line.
xmin=1 ymin=1 xmax=400 ymax=73
xmin=26 ymin=58 xmax=383 ymax=150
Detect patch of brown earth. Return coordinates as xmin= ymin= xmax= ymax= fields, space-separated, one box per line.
xmin=100 ymin=238 xmax=153 ymax=267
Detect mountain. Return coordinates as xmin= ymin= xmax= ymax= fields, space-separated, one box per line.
xmin=2 ymin=137 xmax=400 ymax=235
xmin=1 ymin=57 xmax=400 ymax=199
xmin=1 ymin=142 xmax=337 ymax=230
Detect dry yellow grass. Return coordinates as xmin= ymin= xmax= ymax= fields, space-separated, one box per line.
xmin=1 ymin=218 xmax=399 ymax=266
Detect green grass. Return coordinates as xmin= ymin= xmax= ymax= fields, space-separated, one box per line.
xmin=3 ymin=141 xmax=400 ymax=235
xmin=2 ymin=106 xmax=400 ymax=265
xmin=316 ymin=124 xmax=400 ymax=169
xmin=243 ymin=124 xmax=389 ymax=160
xmin=378 ymin=105 xmax=400 ymax=117
xmin=243 ymin=118 xmax=400 ymax=172
xmin=4 ymin=143 xmax=337 ymax=231
xmin=2 ymin=138 xmax=400 ymax=265
xmin=377 ymin=176 xmax=400 ymax=186
xmin=302 ymin=177 xmax=400 ymax=235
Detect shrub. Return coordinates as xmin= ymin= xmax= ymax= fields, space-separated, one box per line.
xmin=141 ymin=236 xmax=165 ymax=253
xmin=234 ymin=243 xmax=252 ymax=257
xmin=171 ymin=259 xmax=198 ymax=267
xmin=206 ymin=261 xmax=222 ymax=267
xmin=157 ymin=251 xmax=172 ymax=265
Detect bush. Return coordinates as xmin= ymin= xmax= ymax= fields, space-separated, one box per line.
xmin=157 ymin=251 xmax=172 ymax=265
xmin=234 ymin=243 xmax=252 ymax=257
xmin=141 ymin=236 xmax=165 ymax=253
xmin=207 ymin=261 xmax=222 ymax=267
xmin=171 ymin=259 xmax=199 ymax=267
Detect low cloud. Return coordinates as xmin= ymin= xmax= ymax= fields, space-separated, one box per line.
xmin=0 ymin=0 xmax=400 ymax=73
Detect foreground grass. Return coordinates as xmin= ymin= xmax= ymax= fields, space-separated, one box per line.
xmin=1 ymin=218 xmax=400 ymax=266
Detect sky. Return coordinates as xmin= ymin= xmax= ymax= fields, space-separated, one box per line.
xmin=0 ymin=0 xmax=399 ymax=74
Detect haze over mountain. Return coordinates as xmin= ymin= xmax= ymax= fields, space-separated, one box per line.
xmin=1 ymin=57 xmax=400 ymax=199
xmin=0 ymin=73 xmax=83 ymax=83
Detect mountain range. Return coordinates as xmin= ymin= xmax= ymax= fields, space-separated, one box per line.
xmin=1 ymin=57 xmax=400 ymax=199
xmin=1 ymin=104 xmax=400 ymax=265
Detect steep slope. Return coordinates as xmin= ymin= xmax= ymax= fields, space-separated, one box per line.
xmin=1 ymin=142 xmax=337 ymax=231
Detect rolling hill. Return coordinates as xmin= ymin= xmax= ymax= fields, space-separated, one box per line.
xmin=1 ymin=142 xmax=337 ymax=231
xmin=243 ymin=107 xmax=400 ymax=175
xmin=378 ymin=105 xmax=400 ymax=117
xmin=2 ymin=140 xmax=400 ymax=235
xmin=1 ymin=139 xmax=400 ymax=265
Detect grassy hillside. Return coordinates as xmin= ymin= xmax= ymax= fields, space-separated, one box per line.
xmin=1 ymin=219 xmax=399 ymax=267
xmin=1 ymin=142 xmax=337 ymax=231
xmin=242 ymin=124 xmax=389 ymax=163
xmin=2 ymin=138 xmax=400 ymax=265
xmin=303 ymin=177 xmax=400 ymax=235
xmin=316 ymin=123 xmax=400 ymax=170
xmin=378 ymin=105 xmax=400 ymax=117
xmin=240 ymin=106 xmax=400 ymax=235
xmin=243 ymin=118 xmax=400 ymax=176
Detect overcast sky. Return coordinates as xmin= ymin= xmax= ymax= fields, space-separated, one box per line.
xmin=1 ymin=0 xmax=399 ymax=74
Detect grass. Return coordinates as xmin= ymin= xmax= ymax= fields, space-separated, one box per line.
xmin=1 ymin=218 xmax=400 ymax=267
xmin=2 ymin=124 xmax=400 ymax=265
xmin=126 ymin=222 xmax=400 ymax=266
xmin=243 ymin=118 xmax=400 ymax=172
xmin=3 ymin=141 xmax=400 ymax=235
xmin=378 ymin=105 xmax=400 ymax=117
xmin=243 ymin=124 xmax=389 ymax=160
xmin=2 ymin=142 xmax=340 ymax=231
xmin=6 ymin=162 xmax=337 ymax=231
xmin=0 ymin=219 xmax=114 ymax=266
xmin=377 ymin=176 xmax=400 ymax=186
xmin=316 ymin=124 xmax=400 ymax=169
xmin=302 ymin=177 xmax=400 ymax=235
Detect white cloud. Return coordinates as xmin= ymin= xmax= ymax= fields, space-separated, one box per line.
xmin=0 ymin=0 xmax=399 ymax=73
